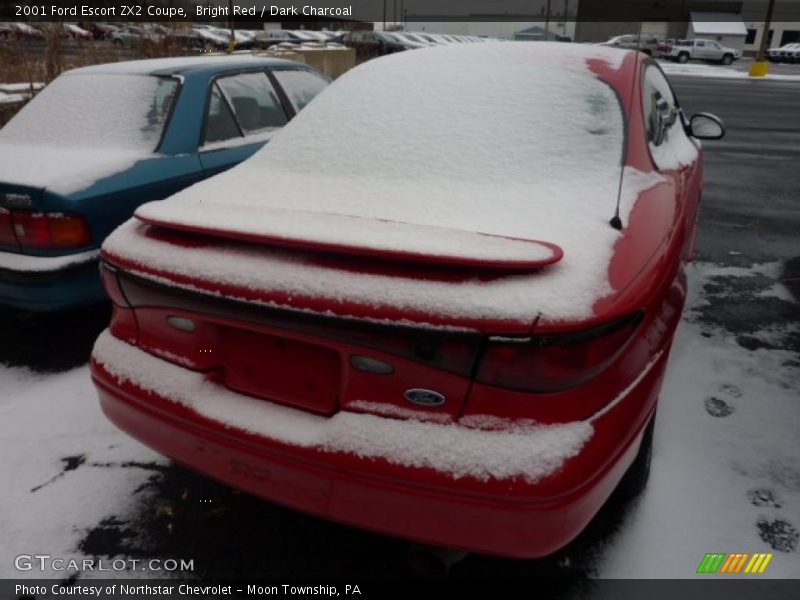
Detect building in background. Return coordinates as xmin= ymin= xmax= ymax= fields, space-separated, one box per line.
xmin=393 ymin=21 xmax=577 ymax=40
xmin=575 ymin=0 xmax=800 ymax=55
xmin=741 ymin=21 xmax=800 ymax=53
xmin=687 ymin=12 xmax=748 ymax=51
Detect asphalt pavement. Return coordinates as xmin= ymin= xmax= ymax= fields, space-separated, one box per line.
xmin=670 ymin=75 xmax=800 ymax=353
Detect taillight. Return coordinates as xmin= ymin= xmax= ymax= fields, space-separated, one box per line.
xmin=101 ymin=262 xmax=139 ymax=344
xmin=0 ymin=209 xmax=17 ymax=246
xmin=100 ymin=262 xmax=130 ymax=307
xmin=475 ymin=312 xmax=643 ymax=393
xmin=4 ymin=211 xmax=91 ymax=248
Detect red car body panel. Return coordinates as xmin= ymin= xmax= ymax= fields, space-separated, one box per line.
xmin=91 ymin=347 xmax=667 ymax=557
xmin=91 ymin=51 xmax=703 ymax=557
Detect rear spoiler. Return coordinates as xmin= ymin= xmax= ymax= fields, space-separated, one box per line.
xmin=134 ymin=205 xmax=564 ymax=271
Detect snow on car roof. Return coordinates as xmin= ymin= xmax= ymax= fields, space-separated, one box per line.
xmin=115 ymin=42 xmax=663 ymax=324
xmin=70 ymin=54 xmax=294 ymax=76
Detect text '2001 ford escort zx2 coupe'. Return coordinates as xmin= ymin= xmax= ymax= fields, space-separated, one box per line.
xmin=90 ymin=43 xmax=725 ymax=557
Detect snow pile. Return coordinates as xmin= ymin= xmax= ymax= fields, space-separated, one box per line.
xmin=92 ymin=330 xmax=594 ymax=483
xmin=0 ymin=73 xmax=172 ymax=194
xmin=109 ymin=43 xmax=667 ymax=323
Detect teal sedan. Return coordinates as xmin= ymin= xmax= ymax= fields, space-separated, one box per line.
xmin=0 ymin=55 xmax=329 ymax=311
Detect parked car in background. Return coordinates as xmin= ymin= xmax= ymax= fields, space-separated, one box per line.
xmin=599 ymin=34 xmax=661 ymax=56
xmin=0 ymin=22 xmax=43 ymax=40
xmin=91 ymin=43 xmax=725 ymax=558
xmin=191 ymin=26 xmax=231 ymax=50
xmin=255 ymin=29 xmax=339 ymax=48
xmin=217 ymin=27 xmax=256 ymax=50
xmin=767 ymin=42 xmax=800 ymax=63
xmin=81 ymin=22 xmax=119 ymax=40
xmin=0 ymin=56 xmax=329 ymax=311
xmin=59 ymin=23 xmax=93 ymax=41
xmin=663 ymin=39 xmax=740 ymax=64
xmin=376 ymin=31 xmax=421 ymax=51
xmin=111 ymin=25 xmax=162 ymax=46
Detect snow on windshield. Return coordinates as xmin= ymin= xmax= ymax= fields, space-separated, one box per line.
xmin=141 ymin=43 xmax=627 ymax=243
xmin=0 ymin=73 xmax=177 ymax=151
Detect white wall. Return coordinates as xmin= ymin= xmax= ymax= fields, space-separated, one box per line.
xmin=687 ymin=27 xmax=746 ymax=52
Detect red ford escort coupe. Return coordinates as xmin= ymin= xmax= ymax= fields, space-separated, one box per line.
xmin=91 ymin=43 xmax=724 ymax=557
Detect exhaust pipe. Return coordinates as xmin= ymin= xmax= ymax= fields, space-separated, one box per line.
xmin=405 ymin=544 xmax=468 ymax=577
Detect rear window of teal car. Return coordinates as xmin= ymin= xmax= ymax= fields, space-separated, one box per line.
xmin=0 ymin=74 xmax=179 ymax=152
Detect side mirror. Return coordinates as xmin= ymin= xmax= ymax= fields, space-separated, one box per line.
xmin=689 ymin=113 xmax=725 ymax=140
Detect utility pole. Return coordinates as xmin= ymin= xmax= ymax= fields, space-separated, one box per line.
xmin=750 ymin=0 xmax=775 ymax=76
xmin=228 ymin=0 xmax=235 ymax=53
xmin=544 ymin=0 xmax=551 ymax=40
xmin=383 ymin=0 xmax=386 ymax=31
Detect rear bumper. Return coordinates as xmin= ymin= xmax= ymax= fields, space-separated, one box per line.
xmin=0 ymin=253 xmax=104 ymax=311
xmin=91 ymin=333 xmax=667 ymax=558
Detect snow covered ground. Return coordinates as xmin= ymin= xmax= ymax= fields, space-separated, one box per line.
xmin=0 ymin=260 xmax=797 ymax=581
xmin=597 ymin=262 xmax=800 ymax=578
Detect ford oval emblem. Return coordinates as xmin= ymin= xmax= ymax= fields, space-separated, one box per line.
xmin=404 ymin=388 xmax=446 ymax=407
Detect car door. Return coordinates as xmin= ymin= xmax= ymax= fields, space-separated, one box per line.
xmin=693 ymin=40 xmax=709 ymax=59
xmin=198 ymin=71 xmax=289 ymax=176
xmin=705 ymin=41 xmax=723 ymax=60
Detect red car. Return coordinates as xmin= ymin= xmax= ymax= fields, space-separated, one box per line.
xmin=91 ymin=43 xmax=724 ymax=558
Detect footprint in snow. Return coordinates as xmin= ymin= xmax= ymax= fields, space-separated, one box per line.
xmin=757 ymin=518 xmax=798 ymax=553
xmin=718 ymin=383 xmax=743 ymax=398
xmin=748 ymin=488 xmax=782 ymax=508
xmin=704 ymin=396 xmax=735 ymax=418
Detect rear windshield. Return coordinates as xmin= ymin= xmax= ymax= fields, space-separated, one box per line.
xmin=264 ymin=56 xmax=625 ymax=184
xmin=0 ymin=73 xmax=178 ymax=152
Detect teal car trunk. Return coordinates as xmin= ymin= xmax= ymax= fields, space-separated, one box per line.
xmin=0 ymin=55 xmax=329 ymax=311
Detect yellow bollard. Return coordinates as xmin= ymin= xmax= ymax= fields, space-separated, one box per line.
xmin=748 ymin=60 xmax=769 ymax=77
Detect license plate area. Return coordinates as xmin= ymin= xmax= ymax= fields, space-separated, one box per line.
xmin=222 ymin=328 xmax=341 ymax=415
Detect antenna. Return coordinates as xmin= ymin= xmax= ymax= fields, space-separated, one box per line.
xmin=610 ymin=21 xmax=644 ymax=231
